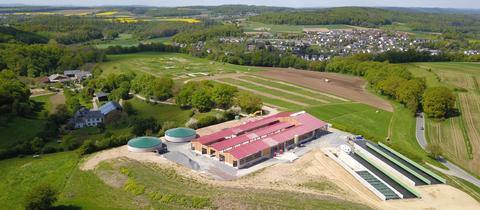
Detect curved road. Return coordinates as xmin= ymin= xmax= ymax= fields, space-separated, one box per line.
xmin=416 ymin=113 xmax=480 ymax=187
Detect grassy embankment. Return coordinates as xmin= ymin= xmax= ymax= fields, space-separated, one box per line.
xmin=0 ymin=151 xmax=371 ymax=209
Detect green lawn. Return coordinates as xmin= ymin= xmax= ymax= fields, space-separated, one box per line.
xmin=0 ymin=152 xmax=79 ymax=209
xmin=306 ymin=103 xmax=391 ymax=141
xmin=31 ymin=94 xmax=54 ymax=114
xmin=0 ymin=117 xmax=47 ymax=148
xmin=99 ymin=52 xmax=260 ymax=78
xmin=0 ymin=95 xmax=51 ymax=148
xmin=128 ymin=98 xmax=192 ymax=126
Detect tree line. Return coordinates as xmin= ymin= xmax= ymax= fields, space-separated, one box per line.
xmin=0 ymin=43 xmax=105 ymax=77
xmin=176 ymin=80 xmax=262 ymax=114
xmin=249 ymin=7 xmax=480 ymax=38
xmin=324 ymin=56 xmax=455 ymax=117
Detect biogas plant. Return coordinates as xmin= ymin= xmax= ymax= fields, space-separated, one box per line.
xmin=124 ymin=110 xmax=448 ymax=202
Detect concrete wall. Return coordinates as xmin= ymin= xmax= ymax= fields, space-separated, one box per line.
xmin=127 ymin=145 xmax=161 ymax=153
xmin=166 ymin=135 xmax=196 ymax=143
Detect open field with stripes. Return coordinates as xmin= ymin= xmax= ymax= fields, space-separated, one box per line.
xmin=98 ymin=52 xmax=260 ymax=78
xmin=408 ymin=62 xmax=480 ymax=176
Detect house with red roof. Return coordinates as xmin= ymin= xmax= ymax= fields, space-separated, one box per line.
xmin=191 ymin=111 xmax=328 ymax=168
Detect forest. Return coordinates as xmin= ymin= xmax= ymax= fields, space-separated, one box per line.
xmin=249 ymin=7 xmax=480 ymax=37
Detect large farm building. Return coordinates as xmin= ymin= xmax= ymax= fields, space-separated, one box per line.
xmin=191 ymin=111 xmax=328 ymax=168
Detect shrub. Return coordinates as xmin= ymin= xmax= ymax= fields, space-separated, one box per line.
xmin=158 ymin=121 xmax=176 ymax=136
xmin=185 ymin=118 xmax=198 ymax=129
xmin=196 ymin=115 xmax=218 ymax=128
xmin=41 ymin=145 xmax=57 ymax=154
xmin=124 ymin=179 xmax=145 ymax=195
xmin=24 ymin=184 xmax=58 ymax=210
xmin=78 ymin=140 xmax=97 ymax=156
xmin=131 ymin=117 xmax=160 ymax=136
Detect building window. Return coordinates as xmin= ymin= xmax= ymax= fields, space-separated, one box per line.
xmin=233 ymin=160 xmax=238 ymax=167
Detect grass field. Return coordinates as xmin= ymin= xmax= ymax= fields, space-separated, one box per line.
xmin=99 ymin=52 xmax=260 ymax=78
xmin=0 ymin=152 xmax=370 ymax=209
xmin=242 ymin=21 xmax=357 ymax=33
xmin=407 ymin=62 xmax=480 ymax=176
xmin=306 ymin=103 xmax=391 ymax=141
xmin=95 ymin=34 xmax=172 ymax=49
xmin=0 ymin=95 xmax=54 ymax=148
xmin=0 ymin=117 xmax=46 ymax=148
xmin=380 ymin=22 xmax=440 ymax=39
xmin=129 ymin=98 xmax=193 ymax=126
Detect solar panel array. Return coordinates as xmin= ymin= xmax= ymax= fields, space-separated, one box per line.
xmin=356 ymin=170 xmax=400 ymax=200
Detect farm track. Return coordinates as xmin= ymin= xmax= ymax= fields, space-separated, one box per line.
xmin=255 ymin=67 xmax=393 ymax=111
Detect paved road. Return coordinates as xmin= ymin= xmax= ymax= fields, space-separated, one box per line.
xmin=133 ymin=94 xmax=175 ymax=105
xmin=415 ymin=113 xmax=428 ymax=149
xmin=416 ymin=112 xmax=480 ymax=187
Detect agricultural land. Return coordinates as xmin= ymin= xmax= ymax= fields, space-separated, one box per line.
xmin=407 ymin=62 xmax=480 ymax=176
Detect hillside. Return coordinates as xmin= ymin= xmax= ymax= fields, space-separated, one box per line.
xmin=0 ymin=26 xmax=48 ymax=44
xmin=249 ymin=7 xmax=480 ymax=36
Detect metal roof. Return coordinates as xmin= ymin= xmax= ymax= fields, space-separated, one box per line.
xmin=226 ymin=112 xmax=327 ymax=160
xmin=210 ymin=122 xmax=293 ymax=152
xmin=196 ymin=112 xmax=291 ymax=145
xmin=229 ymin=140 xmax=270 ymax=159
xmin=99 ymin=101 xmax=122 ymax=115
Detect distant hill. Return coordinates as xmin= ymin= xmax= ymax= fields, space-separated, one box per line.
xmin=0 ymin=26 xmax=48 ymax=44
xmin=249 ymin=7 xmax=480 ymax=36
xmin=382 ymin=7 xmax=480 ymax=15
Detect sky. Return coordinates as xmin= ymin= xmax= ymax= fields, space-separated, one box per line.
xmin=1 ymin=0 xmax=480 ymax=9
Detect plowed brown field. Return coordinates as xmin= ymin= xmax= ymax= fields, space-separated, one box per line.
xmin=255 ymin=67 xmax=393 ymax=111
